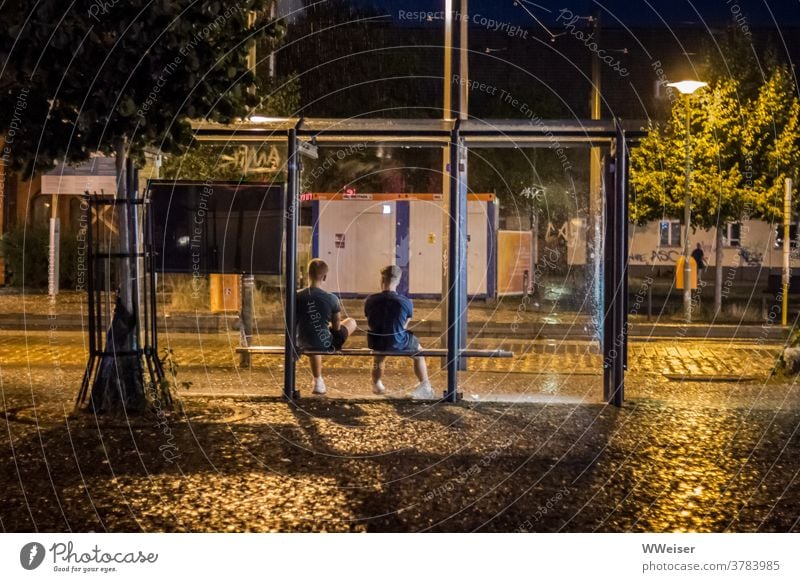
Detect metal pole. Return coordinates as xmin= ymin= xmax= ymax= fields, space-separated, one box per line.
xmin=456 ymin=3 xmax=469 ymax=370
xmin=619 ymin=128 xmax=630 ymax=379
xmin=444 ymin=0 xmax=452 ymax=118
xmin=602 ymin=150 xmax=617 ymax=404
xmin=78 ymin=194 xmax=96 ymax=406
xmin=440 ymin=0 xmax=453 ymax=350
xmin=783 ymin=178 xmax=792 ymax=326
xmin=240 ymin=274 xmax=255 ymax=368
xmin=129 ymin=163 xmax=142 ymax=353
xmin=284 ymin=129 xmax=299 ymax=401
xmin=48 ymin=192 xmax=59 ymax=298
xmin=459 ymin=0 xmax=468 ymax=118
xmin=589 ymin=12 xmax=603 ymax=320
xmin=146 ymin=190 xmax=163 ymax=379
xmin=445 ymin=127 xmax=463 ymax=403
xmin=683 ymin=93 xmax=693 ymax=322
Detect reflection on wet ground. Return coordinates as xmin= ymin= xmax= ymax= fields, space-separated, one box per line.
xmin=0 ymin=331 xmax=796 ymax=532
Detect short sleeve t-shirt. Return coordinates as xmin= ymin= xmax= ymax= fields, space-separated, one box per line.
xmin=364 ymin=291 xmax=414 ymax=351
xmin=296 ymin=287 xmax=341 ymax=350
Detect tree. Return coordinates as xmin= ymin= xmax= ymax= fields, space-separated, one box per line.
xmin=162 ymin=75 xmax=300 ymax=181
xmin=743 ymin=64 xmax=800 ymax=222
xmin=279 ymin=0 xmax=434 ymax=118
xmin=631 ymin=75 xmax=751 ymax=316
xmin=0 ymin=1 xmax=280 ymax=414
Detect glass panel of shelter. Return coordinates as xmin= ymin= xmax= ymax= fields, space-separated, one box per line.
xmin=295 ymin=142 xmax=608 ymax=403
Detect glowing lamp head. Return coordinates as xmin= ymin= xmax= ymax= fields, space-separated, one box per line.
xmin=667 ymin=80 xmax=708 ymax=95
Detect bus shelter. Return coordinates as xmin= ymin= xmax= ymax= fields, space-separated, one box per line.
xmin=192 ymin=117 xmax=644 ymax=406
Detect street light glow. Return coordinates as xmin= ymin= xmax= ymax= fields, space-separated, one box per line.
xmin=667 ymin=80 xmax=708 ymax=95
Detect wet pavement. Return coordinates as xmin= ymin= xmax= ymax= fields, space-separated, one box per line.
xmin=0 ymin=330 xmax=798 ymax=532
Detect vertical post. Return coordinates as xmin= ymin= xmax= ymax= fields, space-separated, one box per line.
xmin=147 ymin=190 xmax=162 ymax=376
xmin=268 ymin=2 xmax=277 ymax=78
xmin=602 ymin=151 xmax=617 ymax=404
xmin=48 ymin=212 xmax=60 ymax=297
xmin=284 ymin=129 xmax=299 ymax=401
xmin=458 ymin=0 xmax=468 ymax=118
xmin=619 ymin=129 xmax=630 ymax=377
xmin=457 ymin=0 xmax=469 ymax=369
xmin=589 ymin=12 xmax=603 ymax=321
xmin=240 ymin=274 xmax=255 ymax=368
xmin=683 ymin=93 xmax=693 ymax=323
xmin=129 ymin=162 xmax=143 ymax=362
xmin=77 ymin=194 xmax=96 ymax=406
xmin=783 ymin=178 xmax=792 ymax=326
xmin=603 ymin=127 xmax=627 ymax=407
xmin=445 ymin=127 xmax=464 ymax=403
xmin=457 ymin=139 xmax=468 ymax=371
xmin=440 ymin=0 xmax=453 ymax=349
xmin=443 ymin=0 xmax=452 ymax=118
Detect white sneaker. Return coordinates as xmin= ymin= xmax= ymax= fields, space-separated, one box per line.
xmin=312 ymin=377 xmax=326 ymax=395
xmin=372 ymin=380 xmax=386 ymax=395
xmin=410 ymin=381 xmax=435 ymax=400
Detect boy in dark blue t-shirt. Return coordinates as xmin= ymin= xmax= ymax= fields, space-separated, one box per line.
xmin=364 ymin=265 xmax=433 ymax=399
xmin=296 ymin=259 xmax=356 ymax=395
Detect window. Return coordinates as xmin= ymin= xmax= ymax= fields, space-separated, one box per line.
xmin=659 ymin=220 xmax=682 ymax=247
xmin=31 ymin=196 xmax=50 ymax=227
xmin=775 ymin=224 xmax=800 ymax=248
xmin=723 ymin=223 xmax=742 ymax=247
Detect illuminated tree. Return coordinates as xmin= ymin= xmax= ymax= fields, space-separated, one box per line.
xmin=631 ymin=76 xmax=751 ymax=315
xmin=0 ymin=1 xmax=280 ymax=414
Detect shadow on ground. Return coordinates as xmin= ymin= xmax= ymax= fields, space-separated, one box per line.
xmin=1 ymin=391 xmax=798 ymax=533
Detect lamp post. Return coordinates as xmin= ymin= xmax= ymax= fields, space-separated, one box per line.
xmin=667 ymin=79 xmax=707 ymax=323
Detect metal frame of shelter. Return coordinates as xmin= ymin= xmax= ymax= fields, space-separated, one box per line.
xmin=76 ymin=161 xmax=164 ymax=407
xmin=193 ymin=117 xmax=645 ymax=406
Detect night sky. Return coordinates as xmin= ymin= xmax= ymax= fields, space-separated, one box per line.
xmin=364 ymin=0 xmax=800 ymax=27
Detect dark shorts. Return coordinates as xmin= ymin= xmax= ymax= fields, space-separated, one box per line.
xmin=330 ymin=325 xmax=349 ymax=350
xmin=368 ymin=332 xmax=421 ymax=355
xmin=295 ymin=327 xmax=348 ymax=358
xmin=405 ymin=333 xmax=421 ymax=353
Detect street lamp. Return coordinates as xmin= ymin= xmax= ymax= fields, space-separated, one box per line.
xmin=667 ymin=79 xmax=707 ymax=322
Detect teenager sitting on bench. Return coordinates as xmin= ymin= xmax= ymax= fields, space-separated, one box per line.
xmin=364 ymin=265 xmax=434 ymax=399
xmin=296 ymin=259 xmax=357 ymax=395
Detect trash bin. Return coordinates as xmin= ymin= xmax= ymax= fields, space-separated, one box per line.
xmin=675 ymin=256 xmax=697 ymax=290
xmin=209 ymin=273 xmax=241 ymax=313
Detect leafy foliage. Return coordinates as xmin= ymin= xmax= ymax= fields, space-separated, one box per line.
xmin=161 ymin=75 xmax=299 ymax=181
xmin=630 ymin=76 xmax=751 ymax=230
xmin=0 ymin=1 xmax=280 ymax=175
xmin=279 ymin=0 xmax=433 ymax=118
xmin=0 ymin=225 xmax=83 ymax=288
xmin=631 ymin=30 xmax=800 ymax=227
xmin=742 ymin=65 xmax=800 ymax=220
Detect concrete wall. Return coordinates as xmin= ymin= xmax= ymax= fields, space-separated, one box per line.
xmin=628 ymin=220 xmax=793 ymax=272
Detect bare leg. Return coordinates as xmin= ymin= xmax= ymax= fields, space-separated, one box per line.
xmin=372 ymin=355 xmax=386 ymax=384
xmin=413 ymin=356 xmax=429 ymax=383
xmin=340 ymin=317 xmax=357 ymax=341
xmin=309 ymin=354 xmax=323 ymax=379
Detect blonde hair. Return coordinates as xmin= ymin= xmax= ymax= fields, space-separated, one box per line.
xmin=308 ymin=259 xmax=329 ymax=281
xmin=381 ymin=264 xmax=402 ymax=285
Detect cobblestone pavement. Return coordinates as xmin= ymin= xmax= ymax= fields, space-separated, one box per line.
xmin=0 ymin=330 xmax=782 ymax=380
xmin=1 ymin=329 xmax=797 ymax=532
